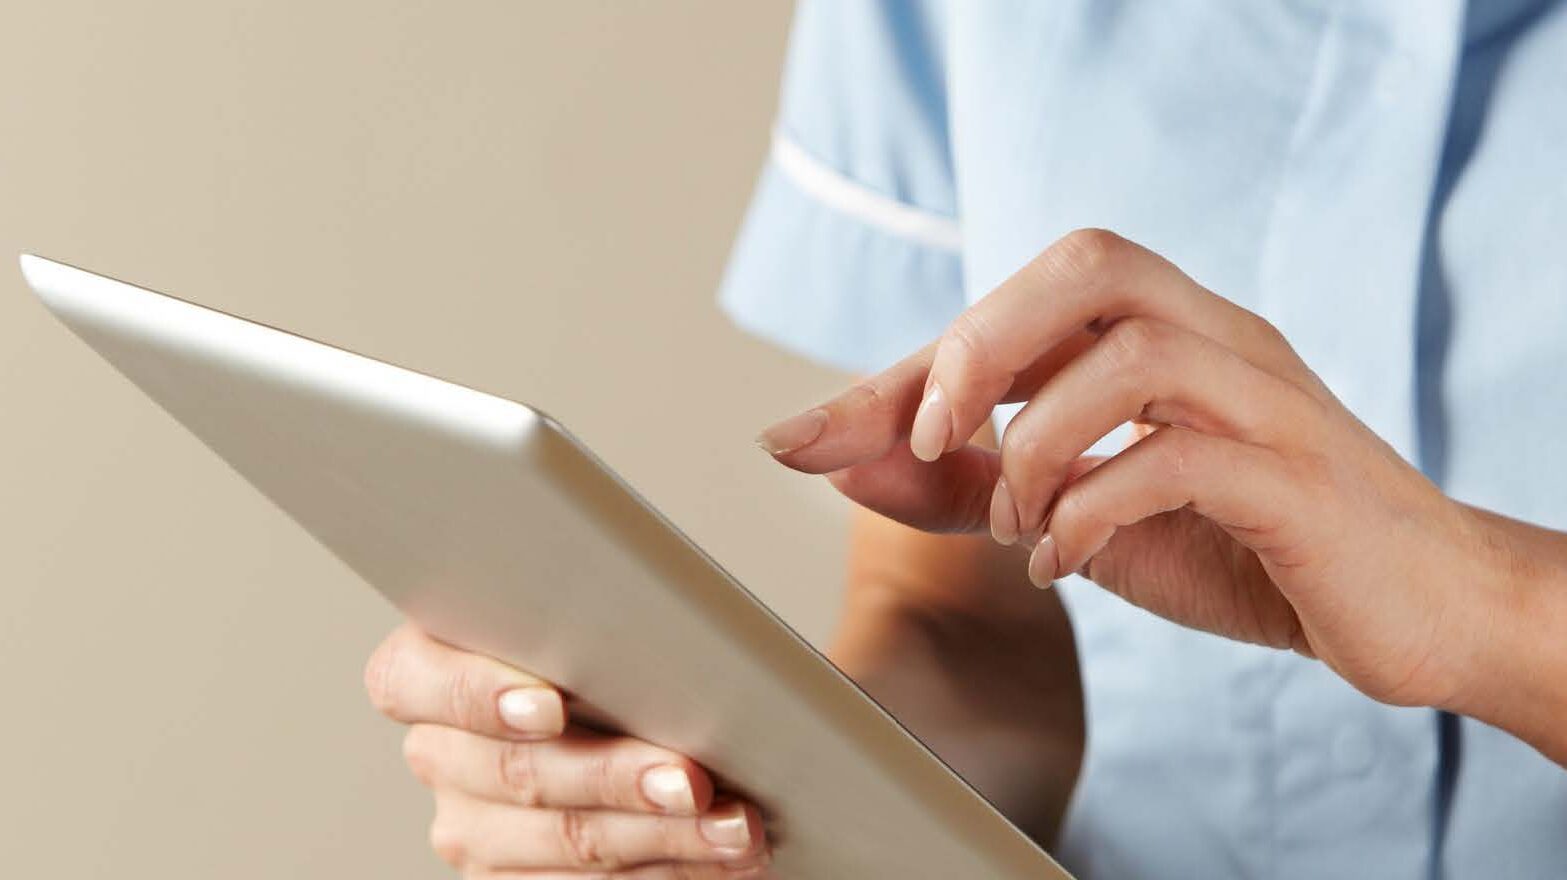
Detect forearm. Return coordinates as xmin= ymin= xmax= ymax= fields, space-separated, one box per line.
xmin=1446 ymin=507 xmax=1567 ymax=765
xmin=827 ymin=506 xmax=1085 ymax=846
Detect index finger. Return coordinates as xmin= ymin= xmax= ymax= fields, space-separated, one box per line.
xmin=910 ymin=228 xmax=1317 ymax=462
xmin=762 ymin=326 xmax=1094 ymax=477
xmin=365 ymin=624 xmax=567 ymax=740
xmin=758 ymin=345 xmax=934 ymax=476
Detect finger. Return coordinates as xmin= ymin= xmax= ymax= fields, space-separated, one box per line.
xmin=404 ymin=725 xmax=715 ymax=815
xmin=365 ymin=624 xmax=566 ymax=740
xmin=915 ymin=228 xmax=1320 ymax=463
xmin=828 ymin=448 xmax=1110 ymax=537
xmin=994 ymin=317 xmax=1320 ymax=540
xmin=759 ymin=329 xmax=1101 ymax=477
xmin=467 ymin=859 xmax=771 ymax=880
xmin=827 ymin=441 xmax=1001 ymax=534
xmin=432 ymin=796 xmax=766 ymax=871
xmin=756 ymin=345 xmax=933 ymax=474
xmin=1032 ymin=426 xmax=1300 ymax=588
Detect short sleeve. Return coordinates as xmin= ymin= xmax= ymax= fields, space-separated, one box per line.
xmin=718 ymin=0 xmax=964 ymax=375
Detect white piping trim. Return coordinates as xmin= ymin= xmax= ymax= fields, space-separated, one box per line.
xmin=770 ymin=131 xmax=963 ymax=253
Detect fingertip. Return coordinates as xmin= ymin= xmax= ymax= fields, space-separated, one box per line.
xmin=727 ymin=852 xmax=775 ymax=878
xmin=764 ymin=444 xmax=830 ymax=475
xmin=754 ymin=408 xmax=829 ymax=457
xmin=1027 ymin=534 xmax=1060 ymax=588
xmin=639 ymin=762 xmax=704 ymax=815
xmin=497 ymin=686 xmax=566 ymax=738
xmin=700 ymin=800 xmax=767 ymax=858
xmin=909 ymin=384 xmax=952 ymax=463
xmin=989 ymin=477 xmax=1020 ymax=545
xmin=720 ymin=837 xmax=776 ymax=878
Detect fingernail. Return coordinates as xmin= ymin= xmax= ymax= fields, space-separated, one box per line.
xmin=909 ymin=384 xmax=952 ymax=462
xmin=1027 ymin=534 xmax=1059 ymax=589
xmin=699 ymin=804 xmax=754 ymax=855
xmin=990 ymin=478 xmax=1020 ymax=545
xmin=723 ymin=846 xmax=773 ymax=874
xmin=497 ymin=687 xmax=563 ymax=736
xmin=755 ymin=408 xmax=828 ymax=455
xmin=640 ymin=764 xmax=697 ymax=814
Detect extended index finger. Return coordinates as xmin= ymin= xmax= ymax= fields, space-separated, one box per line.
xmin=763 ymin=325 xmax=1095 ymax=477
xmin=911 ymin=228 xmax=1318 ymax=462
xmin=759 ymin=345 xmax=934 ymax=475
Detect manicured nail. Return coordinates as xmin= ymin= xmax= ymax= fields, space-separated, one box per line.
xmin=1027 ymin=534 xmax=1059 ymax=589
xmin=640 ymin=764 xmax=697 ymax=814
xmin=497 ymin=687 xmax=564 ymax=737
xmin=699 ymin=804 xmax=754 ymax=855
xmin=990 ymin=478 xmax=1020 ymax=545
xmin=755 ymin=408 xmax=828 ymax=455
xmin=909 ymin=384 xmax=952 ymax=462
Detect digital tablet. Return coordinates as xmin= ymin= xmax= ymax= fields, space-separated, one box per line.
xmin=20 ymin=254 xmax=1071 ymax=879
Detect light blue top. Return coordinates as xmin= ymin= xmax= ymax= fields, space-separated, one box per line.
xmin=719 ymin=2 xmax=1567 ymax=878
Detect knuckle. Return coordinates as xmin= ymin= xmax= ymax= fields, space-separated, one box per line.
xmin=1248 ymin=310 xmax=1289 ymax=348
xmin=642 ymin=816 xmax=684 ymax=864
xmin=497 ymin=740 xmax=545 ymax=806
xmin=401 ymin=726 xmax=438 ymax=786
xmin=1051 ymin=227 xmax=1127 ymax=279
xmin=582 ymin=747 xmax=621 ymax=806
xmin=1100 ymin=317 xmax=1163 ymax=374
xmin=998 ymin=419 xmax=1043 ymax=467
xmin=558 ymin=808 xmax=608 ymax=867
xmin=944 ymin=310 xmax=995 ymax=371
xmin=1153 ymin=427 xmax=1199 ymax=479
xmin=1051 ymin=483 xmax=1096 ymax=530
xmin=951 ymin=468 xmax=1000 ymax=535
xmin=841 ymin=378 xmax=894 ymax=421
xmin=428 ymin=817 xmax=468 ymax=868
xmin=446 ymin=663 xmax=486 ymax=732
xmin=363 ymin=631 xmax=408 ymax=718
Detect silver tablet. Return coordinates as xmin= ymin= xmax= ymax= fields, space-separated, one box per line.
xmin=20 ymin=254 xmax=1070 ymax=879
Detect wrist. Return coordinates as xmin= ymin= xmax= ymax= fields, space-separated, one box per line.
xmin=1441 ymin=508 xmax=1567 ymax=764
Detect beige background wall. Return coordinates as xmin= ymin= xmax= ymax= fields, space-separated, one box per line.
xmin=0 ymin=3 xmax=849 ymax=877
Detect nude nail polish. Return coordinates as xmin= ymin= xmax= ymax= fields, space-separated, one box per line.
xmin=699 ymin=804 xmax=754 ymax=855
xmin=909 ymin=384 xmax=952 ymax=462
xmin=990 ymin=478 xmax=1020 ymax=545
xmin=755 ymin=408 xmax=828 ymax=455
xmin=640 ymin=764 xmax=697 ymax=814
xmin=1028 ymin=534 xmax=1059 ymax=589
xmin=497 ymin=687 xmax=564 ymax=737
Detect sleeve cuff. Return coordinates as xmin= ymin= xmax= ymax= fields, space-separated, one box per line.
xmin=717 ymin=144 xmax=965 ymax=375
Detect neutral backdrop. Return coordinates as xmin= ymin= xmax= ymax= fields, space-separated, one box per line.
xmin=0 ymin=3 xmax=857 ymax=877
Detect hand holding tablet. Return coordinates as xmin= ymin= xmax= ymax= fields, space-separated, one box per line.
xmin=365 ymin=624 xmax=772 ymax=876
xmin=20 ymin=255 xmax=1071 ymax=879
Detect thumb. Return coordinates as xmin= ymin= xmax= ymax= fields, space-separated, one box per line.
xmin=827 ymin=442 xmax=1001 ymax=534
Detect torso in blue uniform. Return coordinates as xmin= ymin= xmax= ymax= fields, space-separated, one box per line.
xmin=720 ymin=2 xmax=1567 ymax=876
